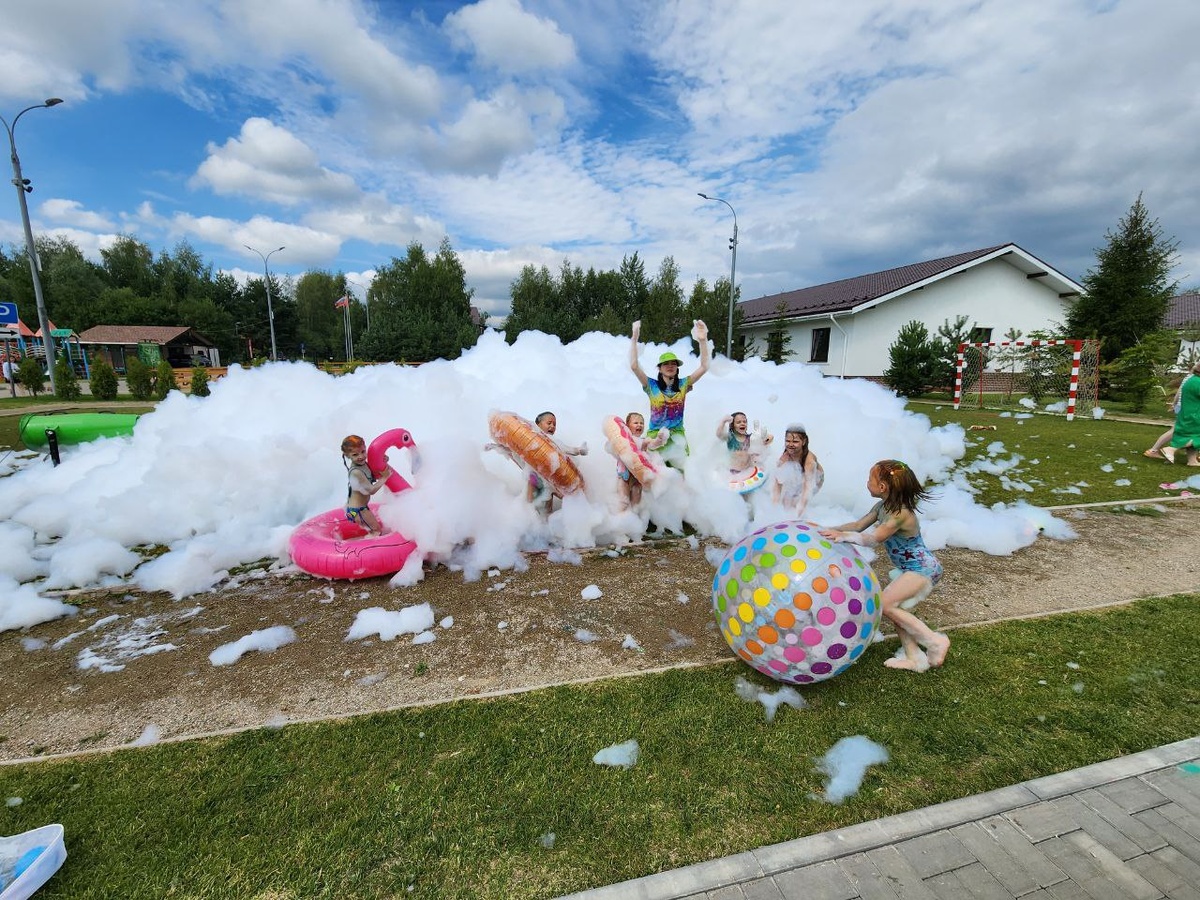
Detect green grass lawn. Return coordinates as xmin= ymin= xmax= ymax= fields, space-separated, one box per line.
xmin=3 ymin=596 xmax=1198 ymax=899
xmin=913 ymin=403 xmax=1187 ymax=508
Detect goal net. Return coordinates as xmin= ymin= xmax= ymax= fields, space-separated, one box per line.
xmin=953 ymin=339 xmax=1100 ymax=420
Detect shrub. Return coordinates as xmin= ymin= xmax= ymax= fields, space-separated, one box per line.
xmin=126 ymin=357 xmax=154 ymax=400
xmin=54 ymin=358 xmax=81 ymax=400
xmin=17 ymin=355 xmax=46 ymax=397
xmin=884 ymin=320 xmax=939 ymax=398
xmin=190 ymin=366 xmax=210 ymax=397
xmin=89 ymin=358 xmax=119 ymax=400
xmin=154 ymin=359 xmax=176 ymax=400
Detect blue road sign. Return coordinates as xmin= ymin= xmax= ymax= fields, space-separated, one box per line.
xmin=0 ymin=302 xmax=17 ymax=326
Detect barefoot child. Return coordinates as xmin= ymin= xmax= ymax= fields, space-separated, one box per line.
xmin=819 ymin=459 xmax=949 ymax=672
xmin=341 ymin=434 xmax=393 ymax=536
xmin=611 ymin=412 xmax=669 ymax=510
xmin=771 ymin=423 xmax=823 ymax=519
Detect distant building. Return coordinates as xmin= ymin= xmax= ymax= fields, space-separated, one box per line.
xmin=76 ymin=325 xmax=220 ymax=374
xmin=1166 ymin=290 xmax=1199 ymax=368
xmin=737 ymin=244 xmax=1082 ymax=378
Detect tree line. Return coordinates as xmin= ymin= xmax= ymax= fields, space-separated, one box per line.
xmin=0 ymin=234 xmax=748 ymax=371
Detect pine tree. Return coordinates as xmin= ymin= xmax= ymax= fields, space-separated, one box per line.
xmin=1066 ymin=194 xmax=1179 ymax=363
xmin=884 ymin=320 xmax=938 ymax=397
xmin=89 ymin=358 xmax=119 ymax=400
xmin=764 ymin=299 xmax=793 ymax=363
xmin=54 ymin=358 xmax=81 ymax=400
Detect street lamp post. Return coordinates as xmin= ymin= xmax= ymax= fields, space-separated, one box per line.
xmin=698 ymin=192 xmax=738 ymax=358
xmin=245 ymin=244 xmax=285 ymax=361
xmin=3 ymin=98 xmax=63 ymax=393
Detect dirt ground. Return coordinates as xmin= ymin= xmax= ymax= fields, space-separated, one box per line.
xmin=3 ymin=499 xmax=1199 ymax=764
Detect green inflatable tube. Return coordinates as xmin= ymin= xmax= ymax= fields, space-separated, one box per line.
xmin=19 ymin=412 xmax=142 ymax=448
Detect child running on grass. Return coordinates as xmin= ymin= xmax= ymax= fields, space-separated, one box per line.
xmin=341 ymin=434 xmax=393 ymax=537
xmin=819 ymin=459 xmax=949 ymax=672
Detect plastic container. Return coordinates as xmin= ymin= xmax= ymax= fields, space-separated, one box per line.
xmin=0 ymin=825 xmax=66 ymax=900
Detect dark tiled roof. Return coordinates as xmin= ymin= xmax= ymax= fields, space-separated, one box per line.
xmin=739 ymin=245 xmax=1013 ymax=324
xmin=77 ymin=325 xmax=199 ymax=345
xmin=1166 ymin=291 xmax=1200 ymax=329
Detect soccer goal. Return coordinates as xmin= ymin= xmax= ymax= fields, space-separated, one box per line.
xmin=953 ymin=339 xmax=1100 ymax=420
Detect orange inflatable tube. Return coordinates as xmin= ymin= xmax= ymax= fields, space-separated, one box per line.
xmin=488 ymin=410 xmax=585 ymax=496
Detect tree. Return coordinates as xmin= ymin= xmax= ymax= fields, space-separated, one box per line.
xmin=1066 ymin=194 xmax=1179 ymax=363
xmin=504 ymin=264 xmax=562 ymax=342
xmin=639 ymin=257 xmax=687 ymax=344
xmin=884 ymin=320 xmax=939 ymax=397
xmin=931 ymin=315 xmax=976 ymax=391
xmin=16 ymin=355 xmax=46 ymax=397
xmin=126 ymin=356 xmax=154 ymax=401
xmin=89 ymin=358 xmax=119 ymax=400
xmin=686 ymin=276 xmax=743 ymax=360
xmin=190 ymin=366 xmax=211 ymax=397
xmin=764 ymin=299 xmax=794 ymax=364
xmin=359 ymin=239 xmax=478 ymax=362
xmin=53 ymin=358 xmax=81 ymax=400
xmin=154 ymin=358 xmax=177 ymax=399
xmin=1104 ymin=330 xmax=1178 ymax=413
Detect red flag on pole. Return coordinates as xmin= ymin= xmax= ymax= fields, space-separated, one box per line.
xmin=334 ymin=295 xmax=350 ymax=309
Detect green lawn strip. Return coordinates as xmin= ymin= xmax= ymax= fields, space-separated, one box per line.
xmin=912 ymin=404 xmax=1184 ymax=507
xmin=4 ymin=595 xmax=1198 ymax=899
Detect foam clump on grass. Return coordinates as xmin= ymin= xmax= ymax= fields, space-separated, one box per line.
xmin=345 ymin=603 xmax=434 ymax=642
xmin=593 ymin=739 xmax=639 ymax=768
xmin=734 ymin=675 xmax=807 ymax=722
xmin=209 ymin=625 xmax=297 ymax=666
xmin=817 ymin=735 xmax=889 ymax=803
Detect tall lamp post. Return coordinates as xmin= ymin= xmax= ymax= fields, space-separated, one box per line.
xmin=3 ymin=98 xmax=63 ymax=393
xmin=698 ymin=192 xmax=738 ymax=358
xmin=245 ymin=244 xmax=285 ymax=361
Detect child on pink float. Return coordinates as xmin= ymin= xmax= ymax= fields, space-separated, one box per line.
xmin=610 ymin=411 xmax=669 ymax=511
xmin=819 ymin=459 xmax=950 ymax=672
xmin=341 ymin=434 xmax=393 ymax=537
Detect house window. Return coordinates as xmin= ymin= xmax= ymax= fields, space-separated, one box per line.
xmin=810 ymin=327 xmax=830 ymax=363
xmin=969 ymin=327 xmax=993 ymax=344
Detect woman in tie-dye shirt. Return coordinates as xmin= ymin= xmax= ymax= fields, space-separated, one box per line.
xmin=629 ymin=319 xmax=710 ymax=468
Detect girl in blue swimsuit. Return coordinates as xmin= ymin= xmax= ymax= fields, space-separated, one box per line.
xmin=819 ymin=459 xmax=950 ymax=672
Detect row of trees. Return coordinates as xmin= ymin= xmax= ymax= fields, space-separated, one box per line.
xmin=0 ymin=235 xmax=482 ymax=368
xmin=503 ymin=253 xmax=742 ymax=351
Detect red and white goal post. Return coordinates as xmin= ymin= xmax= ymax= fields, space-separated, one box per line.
xmin=953 ymin=339 xmax=1100 ymax=421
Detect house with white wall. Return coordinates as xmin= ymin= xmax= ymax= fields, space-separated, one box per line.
xmin=1166 ymin=290 xmax=1199 ymax=368
xmin=737 ymin=244 xmax=1084 ymax=378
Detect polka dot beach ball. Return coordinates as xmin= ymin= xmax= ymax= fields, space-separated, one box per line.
xmin=712 ymin=521 xmax=882 ymax=684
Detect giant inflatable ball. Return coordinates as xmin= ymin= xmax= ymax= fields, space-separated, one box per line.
xmin=712 ymin=521 xmax=882 ymax=684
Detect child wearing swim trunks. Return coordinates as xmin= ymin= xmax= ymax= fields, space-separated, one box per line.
xmin=612 ymin=412 xmax=669 ymax=510
xmin=819 ymin=459 xmax=950 ymax=673
xmin=341 ymin=434 xmax=393 ymax=537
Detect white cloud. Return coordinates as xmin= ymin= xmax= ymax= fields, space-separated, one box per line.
xmin=445 ymin=0 xmax=577 ymax=74
xmin=419 ymin=85 xmax=566 ymax=175
xmin=192 ymin=118 xmax=361 ymax=207
xmin=38 ymin=199 xmax=116 ymax=231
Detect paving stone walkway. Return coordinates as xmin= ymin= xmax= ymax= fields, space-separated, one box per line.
xmin=559 ymin=736 xmax=1200 ymax=900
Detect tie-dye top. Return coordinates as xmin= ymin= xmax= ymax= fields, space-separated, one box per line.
xmin=644 ymin=377 xmax=691 ymax=434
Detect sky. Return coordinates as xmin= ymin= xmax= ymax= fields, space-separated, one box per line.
xmin=1 ymin=0 xmax=1198 ymax=323
xmin=0 ymin=330 xmax=1079 ymax=633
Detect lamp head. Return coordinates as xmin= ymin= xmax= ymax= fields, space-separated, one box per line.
xmin=698 ymin=192 xmax=710 ymax=200
xmin=44 ymin=98 xmax=63 ymax=108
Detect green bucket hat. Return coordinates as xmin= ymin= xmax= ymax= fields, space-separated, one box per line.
xmin=657 ymin=352 xmax=682 ymax=368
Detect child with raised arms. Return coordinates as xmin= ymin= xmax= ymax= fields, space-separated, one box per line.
xmin=819 ymin=459 xmax=949 ymax=672
xmin=716 ymin=411 xmax=773 ymax=474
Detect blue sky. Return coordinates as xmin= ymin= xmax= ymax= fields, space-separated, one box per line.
xmin=1 ymin=0 xmax=1197 ymax=321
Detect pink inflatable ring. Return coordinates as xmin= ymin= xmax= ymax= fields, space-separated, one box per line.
xmin=288 ymin=428 xmax=420 ymax=579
